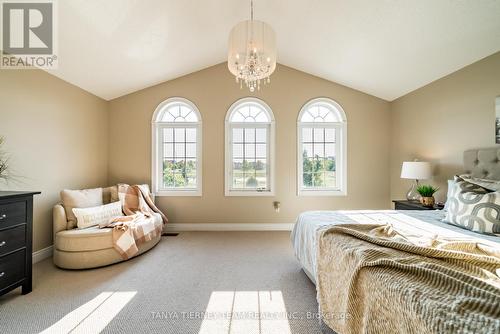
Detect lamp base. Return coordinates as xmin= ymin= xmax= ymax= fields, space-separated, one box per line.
xmin=406 ymin=181 xmax=421 ymax=201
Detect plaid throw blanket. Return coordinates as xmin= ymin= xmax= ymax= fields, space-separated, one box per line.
xmin=99 ymin=184 xmax=167 ymax=259
xmin=317 ymin=223 xmax=500 ymax=334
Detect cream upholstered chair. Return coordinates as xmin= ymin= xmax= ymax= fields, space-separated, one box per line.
xmin=52 ymin=186 xmax=161 ymax=269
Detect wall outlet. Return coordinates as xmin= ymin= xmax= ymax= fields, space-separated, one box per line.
xmin=273 ymin=201 xmax=281 ymax=213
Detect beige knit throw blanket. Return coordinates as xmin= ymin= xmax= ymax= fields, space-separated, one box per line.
xmin=100 ymin=184 xmax=167 ymax=259
xmin=317 ymin=223 xmax=500 ymax=334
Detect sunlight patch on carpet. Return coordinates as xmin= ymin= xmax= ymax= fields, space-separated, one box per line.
xmin=40 ymin=291 xmax=136 ymax=334
xmin=199 ymin=290 xmax=291 ymax=334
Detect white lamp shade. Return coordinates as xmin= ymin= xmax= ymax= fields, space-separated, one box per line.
xmin=227 ymin=20 xmax=277 ymax=78
xmin=400 ymin=161 xmax=432 ymax=180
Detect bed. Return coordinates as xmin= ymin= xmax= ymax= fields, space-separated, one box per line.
xmin=291 ymin=148 xmax=500 ymax=333
xmin=292 ymin=209 xmax=500 ymax=284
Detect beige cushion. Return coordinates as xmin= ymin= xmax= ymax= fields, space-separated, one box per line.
xmin=56 ymin=227 xmax=114 ymax=252
xmin=73 ymin=201 xmax=123 ymax=229
xmin=53 ymin=235 xmax=161 ymax=269
xmin=102 ymin=186 xmax=119 ymax=204
xmin=53 ymin=204 xmax=68 ymax=237
xmin=61 ymin=186 xmax=119 ymax=229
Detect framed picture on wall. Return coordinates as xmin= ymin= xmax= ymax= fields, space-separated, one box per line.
xmin=496 ymin=96 xmax=500 ymax=144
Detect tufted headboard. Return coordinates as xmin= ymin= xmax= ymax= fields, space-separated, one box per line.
xmin=464 ymin=148 xmax=500 ymax=181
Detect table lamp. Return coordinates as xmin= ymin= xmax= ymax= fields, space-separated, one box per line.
xmin=400 ymin=161 xmax=432 ymax=201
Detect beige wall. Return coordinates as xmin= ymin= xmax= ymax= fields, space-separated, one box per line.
xmin=3 ymin=52 xmax=497 ymax=249
xmin=3 ymin=52 xmax=498 ymax=249
xmin=390 ymin=52 xmax=500 ymax=203
xmin=2 ymin=52 xmax=498 ymax=249
xmin=108 ymin=63 xmax=391 ymax=225
xmin=0 ymin=70 xmax=108 ymax=251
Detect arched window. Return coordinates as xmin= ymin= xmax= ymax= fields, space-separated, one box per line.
xmin=297 ymin=98 xmax=347 ymax=195
xmin=225 ymin=97 xmax=275 ymax=196
xmin=152 ymin=97 xmax=202 ymax=196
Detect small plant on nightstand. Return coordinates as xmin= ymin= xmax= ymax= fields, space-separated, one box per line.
xmin=416 ymin=184 xmax=439 ymax=207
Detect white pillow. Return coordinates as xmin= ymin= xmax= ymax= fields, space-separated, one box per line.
xmin=72 ymin=201 xmax=123 ymax=229
xmin=443 ymin=179 xmax=454 ymax=211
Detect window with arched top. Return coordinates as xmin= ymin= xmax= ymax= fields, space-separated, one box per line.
xmin=225 ymin=97 xmax=275 ymax=196
xmin=297 ymin=98 xmax=347 ymax=195
xmin=152 ymin=97 xmax=202 ymax=196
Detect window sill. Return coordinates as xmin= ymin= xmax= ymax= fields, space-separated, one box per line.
xmin=298 ymin=189 xmax=347 ymax=197
xmin=225 ymin=190 xmax=275 ymax=197
xmin=155 ymin=190 xmax=202 ymax=197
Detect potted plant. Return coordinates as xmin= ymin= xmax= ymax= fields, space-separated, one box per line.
xmin=416 ymin=184 xmax=439 ymax=207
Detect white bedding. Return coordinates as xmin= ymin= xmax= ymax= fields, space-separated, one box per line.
xmin=291 ymin=209 xmax=500 ymax=284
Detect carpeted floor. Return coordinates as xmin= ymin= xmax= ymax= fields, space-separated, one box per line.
xmin=0 ymin=232 xmax=331 ymax=334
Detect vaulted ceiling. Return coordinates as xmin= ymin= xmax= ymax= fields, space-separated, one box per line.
xmin=48 ymin=0 xmax=500 ymax=101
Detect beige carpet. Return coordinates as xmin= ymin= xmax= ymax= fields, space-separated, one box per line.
xmin=0 ymin=232 xmax=332 ymax=334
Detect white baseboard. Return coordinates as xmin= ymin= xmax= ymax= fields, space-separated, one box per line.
xmin=165 ymin=223 xmax=295 ymax=232
xmin=33 ymin=245 xmax=53 ymax=264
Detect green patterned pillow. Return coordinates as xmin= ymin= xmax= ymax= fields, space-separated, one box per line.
xmin=444 ymin=177 xmax=500 ymax=235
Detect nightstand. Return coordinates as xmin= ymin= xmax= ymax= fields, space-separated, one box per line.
xmin=392 ymin=200 xmax=444 ymax=211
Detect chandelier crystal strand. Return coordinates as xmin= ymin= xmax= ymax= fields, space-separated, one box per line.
xmin=227 ymin=0 xmax=277 ymax=92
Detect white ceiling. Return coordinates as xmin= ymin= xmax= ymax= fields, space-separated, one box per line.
xmin=49 ymin=0 xmax=500 ymax=101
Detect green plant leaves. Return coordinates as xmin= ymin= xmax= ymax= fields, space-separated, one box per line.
xmin=416 ymin=184 xmax=439 ymax=197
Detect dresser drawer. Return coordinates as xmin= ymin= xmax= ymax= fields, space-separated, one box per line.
xmin=0 ymin=249 xmax=26 ymax=290
xmin=0 ymin=200 xmax=27 ymax=229
xmin=0 ymin=225 xmax=26 ymax=257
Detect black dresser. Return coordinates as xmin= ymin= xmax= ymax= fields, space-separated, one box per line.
xmin=0 ymin=191 xmax=40 ymax=296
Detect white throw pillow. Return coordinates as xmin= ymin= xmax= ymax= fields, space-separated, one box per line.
xmin=443 ymin=180 xmax=455 ymax=211
xmin=72 ymin=201 xmax=123 ymax=229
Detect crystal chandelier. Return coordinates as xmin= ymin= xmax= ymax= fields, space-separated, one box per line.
xmin=227 ymin=0 xmax=277 ymax=92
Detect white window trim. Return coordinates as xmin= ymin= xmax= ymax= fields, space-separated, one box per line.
xmin=225 ymin=97 xmax=275 ymax=197
xmin=297 ymin=97 xmax=347 ymax=196
xmin=152 ymin=97 xmax=202 ymax=197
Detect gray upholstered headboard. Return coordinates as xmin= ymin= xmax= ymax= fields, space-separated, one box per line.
xmin=464 ymin=148 xmax=500 ymax=181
